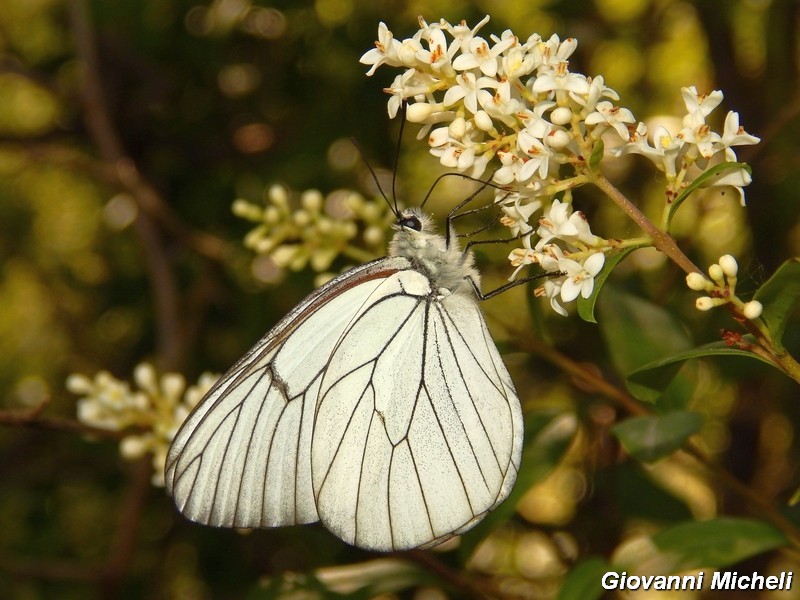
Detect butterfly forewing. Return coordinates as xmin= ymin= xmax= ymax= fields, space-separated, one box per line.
xmin=165 ymin=257 xmax=411 ymax=529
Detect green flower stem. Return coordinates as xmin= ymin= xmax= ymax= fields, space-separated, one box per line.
xmin=341 ymin=245 xmax=380 ymax=264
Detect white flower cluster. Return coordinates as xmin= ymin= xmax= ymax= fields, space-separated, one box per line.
xmin=686 ymin=255 xmax=762 ymax=319
xmin=361 ymin=16 xmax=760 ymax=316
xmin=67 ymin=363 xmax=217 ymax=486
xmin=615 ymin=86 xmax=760 ymax=206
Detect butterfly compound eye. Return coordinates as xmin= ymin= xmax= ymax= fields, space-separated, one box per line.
xmin=398 ymin=215 xmax=422 ymax=231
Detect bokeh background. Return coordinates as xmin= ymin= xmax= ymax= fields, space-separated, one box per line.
xmin=1 ymin=0 xmax=799 ymax=598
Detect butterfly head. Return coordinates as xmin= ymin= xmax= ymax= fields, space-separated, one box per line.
xmin=392 ymin=207 xmax=432 ymax=235
xmin=389 ymin=208 xmax=479 ymax=294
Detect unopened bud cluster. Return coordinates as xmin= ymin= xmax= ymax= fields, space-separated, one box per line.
xmin=686 ymin=255 xmax=762 ymax=319
xmin=67 ymin=363 xmax=218 ymax=486
xmin=233 ymin=184 xmax=393 ymax=278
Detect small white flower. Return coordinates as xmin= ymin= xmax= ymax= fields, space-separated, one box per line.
xmin=501 ymin=45 xmax=537 ymax=81
xmin=493 ymin=150 xmax=529 ymax=185
xmin=585 ymin=101 xmax=636 ymax=140
xmin=535 ymin=278 xmax=568 ymax=317
xmin=442 ymin=72 xmax=498 ymax=114
xmin=559 ymin=252 xmax=605 ymax=302
xmin=537 ymin=199 xmax=598 ymax=246
xmin=507 ymin=246 xmax=538 ymax=279
xmin=573 ymin=75 xmax=620 ymax=112
xmin=516 ymin=129 xmax=552 ymax=180
xmin=531 ymin=66 xmax=591 ymax=97
xmin=360 ymin=22 xmax=403 ymax=76
xmin=415 ymin=27 xmax=451 ymax=72
xmin=678 ymin=108 xmax=721 ymax=160
xmin=444 ymin=15 xmax=491 ymax=56
xmin=499 ymin=195 xmax=542 ymax=237
xmin=720 ymin=111 xmax=760 ymax=148
xmin=452 ymin=34 xmax=515 ymax=76
xmin=477 ymin=79 xmax=522 ymax=126
xmin=682 ymin=86 xmax=724 ymax=118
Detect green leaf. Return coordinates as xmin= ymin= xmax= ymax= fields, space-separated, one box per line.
xmin=606 ymin=463 xmax=693 ymax=522
xmin=458 ymin=409 xmax=577 ymax=562
xmin=597 ymin=285 xmax=694 ymax=406
xmin=666 ymin=162 xmax=750 ymax=227
xmin=588 ymin=138 xmax=605 ymax=170
xmin=557 ymin=558 xmax=610 ymax=600
xmin=577 ymin=245 xmax=646 ymax=324
xmin=647 ymin=518 xmax=788 ymax=572
xmin=612 ymin=411 xmax=704 ymax=463
xmin=754 ymin=258 xmax=800 ymax=350
xmin=626 ymin=337 xmax=781 ymax=401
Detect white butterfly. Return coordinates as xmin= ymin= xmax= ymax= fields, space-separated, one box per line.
xmin=165 ymin=204 xmax=524 ymax=551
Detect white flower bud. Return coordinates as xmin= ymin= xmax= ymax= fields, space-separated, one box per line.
xmin=264 ymin=206 xmax=281 ymax=224
xmin=718 ymin=254 xmax=738 ymax=277
xmin=474 ymin=110 xmax=494 ymax=132
xmin=742 ymin=300 xmax=763 ymax=320
xmin=696 ymin=296 xmax=715 ymax=311
xmin=406 ymin=102 xmax=441 ymax=123
xmin=364 ymin=225 xmax=384 ymax=247
xmin=134 ymin=363 xmax=158 ymax=394
xmin=268 ymin=184 xmax=289 ymax=209
xmin=120 ymin=435 xmax=149 ymax=459
xmin=301 ymin=190 xmax=323 ymax=213
xmin=293 ymin=209 xmax=311 ymax=227
xmin=272 ymin=245 xmax=298 ymax=267
xmin=550 ymin=106 xmax=573 ymax=125
xmin=231 ymin=199 xmax=261 ymax=220
xmin=161 ymin=373 xmax=186 ymax=403
xmin=66 ymin=374 xmax=93 ymax=395
xmin=708 ymin=263 xmax=724 ymax=284
xmin=546 ymin=129 xmax=572 ymax=149
xmin=685 ymin=272 xmax=710 ymax=291
xmin=449 ymin=116 xmax=466 ymax=139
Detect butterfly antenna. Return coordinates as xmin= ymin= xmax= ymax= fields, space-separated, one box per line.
xmin=390 ymin=102 xmax=408 ymax=215
xmin=350 ymin=137 xmax=394 ymax=215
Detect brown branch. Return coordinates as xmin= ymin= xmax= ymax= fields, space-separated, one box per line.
xmin=0 ymin=140 xmax=234 ymax=263
xmin=99 ymin=458 xmax=152 ymax=598
xmin=0 ymin=398 xmax=133 ymax=440
xmin=403 ymin=550 xmax=496 ymax=599
xmin=68 ymin=0 xmax=180 ymax=371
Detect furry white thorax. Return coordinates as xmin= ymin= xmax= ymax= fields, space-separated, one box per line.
xmin=388 ymin=208 xmax=481 ymax=296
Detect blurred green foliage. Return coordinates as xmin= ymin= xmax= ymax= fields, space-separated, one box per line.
xmin=1 ymin=0 xmax=799 ymax=598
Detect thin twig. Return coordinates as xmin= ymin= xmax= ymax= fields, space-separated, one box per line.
xmin=404 ymin=551 xmax=495 ymax=599
xmin=100 ymin=458 xmax=152 ymax=599
xmin=0 ymin=140 xmax=234 ymax=263
xmin=0 ymin=398 xmax=133 ymax=440
xmin=68 ymin=0 xmax=181 ymax=370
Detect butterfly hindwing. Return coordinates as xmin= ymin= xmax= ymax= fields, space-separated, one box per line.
xmin=311 ymin=270 xmax=523 ymax=551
